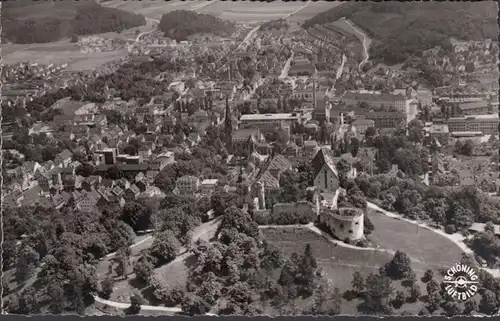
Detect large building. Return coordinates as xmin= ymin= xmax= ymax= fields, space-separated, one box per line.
xmin=343 ymin=92 xmax=408 ymax=112
xmin=288 ymin=57 xmax=316 ymax=77
xmin=447 ymin=114 xmax=499 ymax=135
xmin=365 ymin=111 xmax=406 ymax=129
xmin=239 ymin=113 xmax=301 ymax=133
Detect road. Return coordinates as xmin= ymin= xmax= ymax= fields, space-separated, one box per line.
xmin=284 ymin=0 xmax=312 ymax=19
xmin=340 ymin=17 xmax=371 ymax=71
xmin=93 ymin=295 xmax=182 ymax=313
xmin=3 ymin=45 xmax=39 ymax=59
xmin=135 ymin=18 xmax=160 ymax=42
xmin=279 ymin=51 xmax=294 ymax=79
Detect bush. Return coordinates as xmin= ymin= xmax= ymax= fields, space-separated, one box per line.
xmin=126 ymin=294 xmax=144 ymax=315
xmin=445 ymin=224 xmax=456 ymax=234
xmin=100 ymin=277 xmax=115 ymax=299
xmin=150 ymin=230 xmax=182 ymax=264
xmin=385 ymin=251 xmax=413 ymax=280
xmin=134 ymin=255 xmax=155 ymax=284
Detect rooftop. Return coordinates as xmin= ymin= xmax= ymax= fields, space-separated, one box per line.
xmin=240 ymin=113 xmax=299 ymax=121
xmin=449 ymin=114 xmax=499 ymax=120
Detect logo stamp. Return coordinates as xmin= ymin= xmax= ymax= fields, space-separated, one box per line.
xmin=442 ymin=263 xmax=479 ymax=301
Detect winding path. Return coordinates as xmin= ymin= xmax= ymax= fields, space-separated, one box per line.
xmin=340 ymin=18 xmax=371 ymax=71
xmin=135 ymin=18 xmax=160 ymax=42
xmin=93 ymin=295 xmax=182 ymax=313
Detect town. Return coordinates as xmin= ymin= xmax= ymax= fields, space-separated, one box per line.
xmin=2 ymin=0 xmax=500 ymax=318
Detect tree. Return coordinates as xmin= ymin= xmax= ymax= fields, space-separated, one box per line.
xmin=123 ymin=144 xmax=138 ymax=156
xmin=407 ymin=284 xmax=421 ymax=302
xmin=15 ymin=245 xmax=40 ymax=282
xmin=106 ymin=165 xmax=123 ymax=179
xmin=100 ymin=277 xmax=115 ymax=299
xmin=426 ymin=278 xmax=440 ymax=294
xmin=422 ymin=269 xmax=434 ymax=282
xmin=126 ymin=294 xmax=144 ymax=315
xmin=479 ymin=289 xmax=498 ymax=315
xmin=426 ymin=291 xmax=442 ymax=312
xmin=121 ymin=201 xmax=151 ymax=232
xmin=364 ymin=214 xmax=375 ymax=235
xmin=216 ymin=206 xmax=259 ymax=238
xmin=365 ymin=126 xmax=377 ymax=139
xmin=392 ymin=290 xmax=406 ymax=308
xmin=385 ymin=251 xmax=413 ymax=280
xmin=352 ymin=271 xmax=365 ymax=295
xmin=181 ymin=293 xmax=212 ymax=316
xmin=405 ymin=271 xmax=417 ymax=287
xmin=407 ymin=119 xmax=424 ymax=144
xmin=359 ymin=272 xmax=394 ymax=315
xmin=350 ymin=137 xmax=360 ymax=157
xmin=113 ymin=247 xmax=131 ymax=279
xmin=463 ymin=299 xmax=478 ymax=315
xmin=75 ymin=163 xmax=95 ymax=177
xmin=133 ymin=256 xmax=155 ymax=283
xmin=443 ymin=301 xmax=462 ymax=317
xmin=150 ymin=230 xmax=181 ymax=264
xmin=71 ymin=34 xmax=79 ymax=43
xmin=311 ymin=279 xmax=342 ymax=316
xmin=485 ymin=221 xmax=495 ymax=234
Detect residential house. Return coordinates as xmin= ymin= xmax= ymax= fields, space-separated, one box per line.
xmin=75 ymin=189 xmax=101 ymax=212
xmin=176 ymin=175 xmax=200 ymax=194
xmin=200 ymin=179 xmax=218 ymax=196
xmin=55 ymin=149 xmax=73 ymax=168
xmin=124 ymin=184 xmax=141 ymax=201
xmin=303 ymin=140 xmax=320 ymax=158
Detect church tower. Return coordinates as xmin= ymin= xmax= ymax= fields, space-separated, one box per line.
xmin=224 ymin=95 xmax=233 ymax=153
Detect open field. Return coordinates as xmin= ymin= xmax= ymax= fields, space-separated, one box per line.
xmin=100 ymin=0 xmax=218 ymax=21
xmin=368 ymin=209 xmax=464 ymax=269
xmin=100 ymin=0 xmax=340 ymax=25
xmin=286 ymin=2 xmax=344 ymax=24
xmin=2 ymin=40 xmax=128 ymax=71
xmin=261 ymin=227 xmax=431 ymax=315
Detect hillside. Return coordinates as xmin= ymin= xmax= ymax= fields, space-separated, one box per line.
xmin=303 ymin=2 xmax=499 ymax=64
xmin=2 ymin=0 xmax=146 ymax=44
xmin=158 ymin=10 xmax=235 ymax=42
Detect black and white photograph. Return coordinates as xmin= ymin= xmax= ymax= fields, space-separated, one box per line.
xmin=1 ymin=0 xmax=500 ymax=317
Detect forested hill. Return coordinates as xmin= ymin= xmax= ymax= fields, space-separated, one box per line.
xmin=159 ymin=10 xmax=235 ymax=41
xmin=303 ymin=2 xmax=499 ymax=64
xmin=2 ymin=0 xmax=146 ymax=44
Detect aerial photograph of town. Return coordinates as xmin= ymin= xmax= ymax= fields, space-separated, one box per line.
xmin=1 ymin=0 xmax=500 ymax=317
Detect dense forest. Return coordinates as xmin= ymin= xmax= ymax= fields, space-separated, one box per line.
xmin=2 ymin=0 xmax=146 ymax=43
xmin=303 ymin=2 xmax=498 ymax=64
xmin=158 ymin=10 xmax=235 ymax=42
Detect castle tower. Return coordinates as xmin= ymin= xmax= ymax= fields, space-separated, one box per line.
xmin=257 ymin=181 xmax=266 ymax=210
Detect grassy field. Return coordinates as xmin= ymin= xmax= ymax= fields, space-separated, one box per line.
xmin=368 ymin=209 xmax=463 ymax=269
xmin=100 ymin=0 xmax=218 ymax=21
xmin=100 ymin=0 xmax=340 ymax=25
xmin=286 ymin=2 xmax=344 ymax=24
xmin=261 ymin=227 xmax=433 ymax=315
xmin=2 ymin=40 xmax=128 ymax=71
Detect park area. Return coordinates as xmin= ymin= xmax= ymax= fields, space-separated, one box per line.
xmin=367 ymin=208 xmax=464 ymax=269
xmin=260 ymin=227 xmax=434 ymax=314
